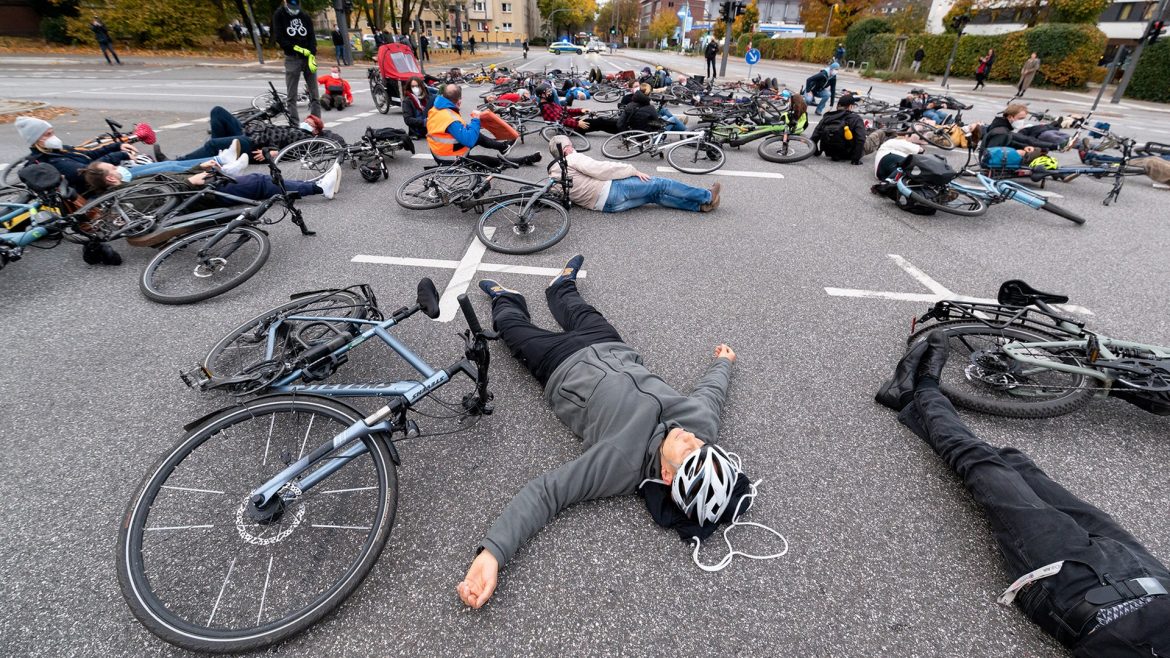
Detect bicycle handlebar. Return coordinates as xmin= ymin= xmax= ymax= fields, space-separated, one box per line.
xmin=457 ymin=293 xmax=484 ymax=334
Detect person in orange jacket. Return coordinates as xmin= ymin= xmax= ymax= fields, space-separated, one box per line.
xmin=318 ymin=66 xmax=353 ymax=111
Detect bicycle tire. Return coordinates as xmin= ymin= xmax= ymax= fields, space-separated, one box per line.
xmin=756 ymin=134 xmax=817 ymax=164
xmin=907 ymin=321 xmax=1095 ymax=418
xmin=140 ymin=225 xmax=271 ymax=305
xmin=395 ymin=166 xmax=481 ymax=210
xmin=601 ymin=131 xmax=653 ymax=160
xmin=476 ymin=197 xmax=570 ymax=255
xmin=82 ymin=181 xmax=182 ymax=238
xmin=1039 ymin=201 xmax=1087 ymax=225
xmin=908 ymin=186 xmax=988 ymax=217
xmin=666 ymin=141 xmax=725 ymax=175
xmin=1 ymin=154 xmax=31 ymax=186
xmin=252 ymin=90 xmax=288 ymax=111
xmin=275 ymin=138 xmax=342 ymax=183
xmin=594 ymin=88 xmax=623 ymax=103
xmin=371 ymin=83 xmax=390 ymax=114
xmin=539 ymin=125 xmax=590 ymax=152
xmin=117 ymin=394 xmax=397 ymax=652
xmin=202 ymin=289 xmax=371 ymax=383
xmin=912 ymin=122 xmax=954 ymax=150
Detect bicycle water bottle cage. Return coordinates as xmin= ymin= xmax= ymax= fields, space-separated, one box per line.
xmin=997 ymin=280 xmax=1069 ymax=307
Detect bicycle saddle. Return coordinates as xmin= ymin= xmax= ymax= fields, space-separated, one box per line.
xmin=997 ymin=280 xmax=1069 ymax=307
xmin=18 ymin=163 xmax=63 ymax=193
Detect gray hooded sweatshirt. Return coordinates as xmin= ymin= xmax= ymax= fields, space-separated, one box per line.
xmin=480 ymin=341 xmax=733 ymax=565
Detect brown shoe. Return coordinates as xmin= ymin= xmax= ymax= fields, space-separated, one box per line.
xmin=700 ymin=181 xmax=721 ymax=212
xmin=125 ymin=224 xmax=190 ymax=248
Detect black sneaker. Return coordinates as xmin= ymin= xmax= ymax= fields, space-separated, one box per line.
xmin=548 ymin=254 xmax=584 ymax=288
xmin=479 ymin=279 xmax=518 ymax=299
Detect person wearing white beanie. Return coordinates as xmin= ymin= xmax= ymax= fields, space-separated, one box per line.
xmin=15 ymin=116 xmax=138 ymax=192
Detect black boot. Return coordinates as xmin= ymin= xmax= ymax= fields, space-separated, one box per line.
xmin=875 ymin=330 xmax=952 ymax=410
xmin=82 ymin=242 xmax=123 ymax=266
xmin=919 ymin=329 xmax=950 ymax=383
xmin=152 ymin=143 xmax=168 ymax=162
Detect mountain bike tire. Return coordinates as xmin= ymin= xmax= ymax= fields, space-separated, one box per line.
xmin=1039 ymin=201 xmax=1086 ymax=225
xmin=593 ymin=88 xmax=623 ymax=103
xmin=140 ymin=225 xmax=270 ymax=305
xmin=1 ymin=155 xmax=31 ymax=186
xmin=756 ymin=134 xmax=817 ymax=164
xmin=908 ymin=187 xmax=988 ymax=217
xmin=907 ymin=321 xmax=1095 ymax=418
xmin=395 ymin=166 xmax=480 ymax=210
xmin=371 ymin=83 xmax=390 ymax=114
xmin=117 ymin=395 xmax=396 ymax=652
xmin=202 ymin=289 xmax=372 ymax=384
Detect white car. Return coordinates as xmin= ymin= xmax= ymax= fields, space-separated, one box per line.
xmin=585 ymin=41 xmax=604 ymax=53
xmin=434 ymin=39 xmax=450 ymax=48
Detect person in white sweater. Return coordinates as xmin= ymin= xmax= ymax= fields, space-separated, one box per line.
xmin=546 ymin=136 xmax=720 ymax=213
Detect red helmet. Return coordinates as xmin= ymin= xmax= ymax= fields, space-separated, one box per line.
xmin=133 ymin=123 xmax=157 ymax=145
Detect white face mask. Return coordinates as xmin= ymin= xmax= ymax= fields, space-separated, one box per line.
xmin=115 ymin=166 xmax=132 ymax=183
xmin=1011 ymin=119 xmax=1026 ymax=130
xmin=42 ymin=135 xmax=63 ymax=150
xmin=411 ymin=85 xmax=421 ymax=94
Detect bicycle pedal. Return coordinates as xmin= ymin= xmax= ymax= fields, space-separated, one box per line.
xmin=179 ymin=365 xmax=210 ymax=390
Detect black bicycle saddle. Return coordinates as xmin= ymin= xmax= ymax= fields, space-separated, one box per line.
xmin=997 ymin=280 xmax=1069 ymax=307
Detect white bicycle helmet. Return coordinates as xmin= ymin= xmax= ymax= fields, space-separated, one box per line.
xmin=671 ymin=444 xmax=741 ymax=526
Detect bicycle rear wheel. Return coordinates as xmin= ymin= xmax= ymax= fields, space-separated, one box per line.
xmin=82 ymin=181 xmax=181 ymax=238
xmin=539 ymin=125 xmax=590 ymax=152
xmin=275 ymin=138 xmax=342 ymax=183
xmin=117 ymin=395 xmax=396 ymax=652
xmin=908 ymin=186 xmax=988 ymax=217
xmin=1 ymin=154 xmax=31 ymax=186
xmin=140 ymin=225 xmax=270 ymax=305
xmin=756 ymin=134 xmax=817 ymax=164
xmin=912 ymin=122 xmax=954 ymax=150
xmin=202 ymin=289 xmax=372 ymax=385
xmin=371 ymin=82 xmax=390 ymax=114
xmin=601 ymin=131 xmax=653 ymax=160
xmin=476 ymin=197 xmax=570 ymax=255
xmin=252 ymin=90 xmax=288 ymax=111
xmin=666 ymin=141 xmax=725 ymax=174
xmin=395 ymin=166 xmax=481 ymax=210
xmin=593 ymin=88 xmax=623 ymax=103
xmin=908 ymin=322 xmax=1095 ymax=418
xmin=1039 ymin=201 xmax=1086 ymax=225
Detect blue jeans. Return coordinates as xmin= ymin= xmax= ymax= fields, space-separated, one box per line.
xmin=334 ymin=45 xmax=344 ymax=63
xmin=811 ymin=89 xmax=830 ymax=114
xmin=658 ymin=108 xmax=686 ymax=132
xmin=922 ymin=108 xmax=948 ymax=123
xmin=178 ymin=106 xmax=254 ymax=160
xmin=602 ymin=176 xmax=711 ymax=213
xmin=128 ymin=158 xmax=209 ymax=178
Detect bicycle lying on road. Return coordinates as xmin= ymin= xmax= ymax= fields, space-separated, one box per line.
xmin=274 ymin=125 xmax=415 ymax=183
xmin=118 ymin=279 xmax=498 ymax=652
xmin=907 ymin=280 xmax=1170 ymax=419
xmin=599 ymin=127 xmax=727 ymax=174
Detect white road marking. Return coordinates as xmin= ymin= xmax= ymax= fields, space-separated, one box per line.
xmin=335 ymin=116 xmax=358 ymax=122
xmin=309 ymin=524 xmax=372 ymax=530
xmin=353 ymin=233 xmax=587 ymax=322
xmin=411 ymin=153 xmax=433 ymax=159
xmin=0 ymin=164 xmax=8 ymax=171
xmin=72 ymin=90 xmax=257 ymax=99
xmin=193 ymin=117 xmax=211 ymax=123
xmin=654 ymin=166 xmax=784 ymax=179
xmin=158 ymin=122 xmax=193 ymax=130
xmin=826 ymin=254 xmax=1093 ymax=314
xmin=324 ymin=121 xmax=341 ymax=128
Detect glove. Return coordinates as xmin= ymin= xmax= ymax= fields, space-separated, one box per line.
xmin=293 ymin=45 xmax=317 ymax=73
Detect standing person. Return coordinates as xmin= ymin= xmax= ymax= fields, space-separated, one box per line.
xmin=469 ymin=35 xmax=476 ymax=54
xmin=420 ymin=34 xmax=431 ymax=61
xmin=911 ymin=45 xmax=925 ymax=73
xmin=317 ymin=66 xmax=353 ymax=111
xmin=834 ymin=43 xmax=845 ymax=63
xmin=974 ymin=48 xmax=995 ymax=90
xmin=1017 ymin=52 xmax=1041 ymax=97
xmin=455 ymin=34 xmax=464 ymax=56
xmin=704 ymin=38 xmax=718 ymax=80
xmin=803 ymin=61 xmax=839 ymax=115
xmin=522 ymin=40 xmax=529 ymax=58
xmin=272 ymin=0 xmax=321 ymax=126
xmin=876 ymin=332 xmax=1170 ymax=657
xmin=458 ymin=255 xmax=756 ymax=608
xmin=330 ymin=27 xmax=344 ymax=65
xmin=90 ymin=16 xmax=121 ymax=66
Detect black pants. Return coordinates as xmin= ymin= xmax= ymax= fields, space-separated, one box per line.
xmin=491 ymin=281 xmax=623 ymax=386
xmin=898 ymin=381 xmax=1170 ymax=648
xmin=706 ymin=57 xmax=716 ymax=79
xmin=579 ymin=116 xmax=621 ymax=135
xmin=100 ymin=41 xmax=120 ymax=64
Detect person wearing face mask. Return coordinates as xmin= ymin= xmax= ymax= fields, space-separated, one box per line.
xmin=81 ymin=158 xmax=341 ymax=205
xmin=980 ymin=104 xmax=1068 ymax=153
xmin=456 ymin=255 xmax=773 ymax=609
xmin=802 ymin=61 xmax=839 ymax=116
xmin=16 ymin=116 xmax=136 ymax=193
xmin=160 ymin=110 xmax=342 ymax=167
xmin=272 ymin=0 xmax=322 ymax=126
xmin=83 ymin=151 xmax=249 ymax=191
xmin=317 ymin=66 xmax=353 ymax=111
xmin=402 ymin=76 xmax=437 ymax=140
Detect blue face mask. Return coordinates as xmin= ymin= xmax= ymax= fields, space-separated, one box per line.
xmin=116 ymin=166 xmax=132 ymax=183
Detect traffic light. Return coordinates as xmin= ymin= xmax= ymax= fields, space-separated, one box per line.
xmin=1145 ymin=19 xmax=1165 ymax=45
xmin=735 ymin=1 xmax=747 ymax=17
xmin=610 ymin=26 xmax=617 ymax=35
xmin=719 ymin=1 xmax=731 ymax=22
xmin=950 ymin=14 xmax=969 ymax=31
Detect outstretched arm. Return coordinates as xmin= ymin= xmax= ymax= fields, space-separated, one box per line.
xmin=680 ymin=345 xmax=735 ymax=439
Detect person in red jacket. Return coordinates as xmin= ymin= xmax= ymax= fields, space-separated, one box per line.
xmin=318 ymin=66 xmax=353 ymax=111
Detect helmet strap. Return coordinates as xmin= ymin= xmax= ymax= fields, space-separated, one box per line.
xmin=688 ymin=479 xmax=789 ymax=572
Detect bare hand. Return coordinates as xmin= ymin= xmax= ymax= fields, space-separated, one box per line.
xmin=577 ymin=120 xmax=590 ymax=130
xmin=187 ymin=172 xmax=211 ymax=186
xmin=635 ymin=171 xmax=651 ymax=182
xmin=457 ymin=550 xmax=499 ymax=609
xmin=470 ymin=110 xmax=482 ymax=119
xmin=120 ymin=143 xmax=138 ymax=156
xmin=714 ymin=344 xmax=736 ymax=362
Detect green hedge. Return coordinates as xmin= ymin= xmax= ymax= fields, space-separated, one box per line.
xmin=865 ymin=23 xmax=1105 ymax=88
xmin=734 ymin=32 xmax=837 ymax=63
xmin=1126 ymin=40 xmax=1170 ymax=103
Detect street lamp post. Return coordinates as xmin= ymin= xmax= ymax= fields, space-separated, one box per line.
xmin=824 ymin=2 xmax=837 ymax=36
xmin=547 ymin=7 xmax=569 ymax=40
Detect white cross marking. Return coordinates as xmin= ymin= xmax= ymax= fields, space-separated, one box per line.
xmin=352 ymin=229 xmax=587 ymax=322
xmin=825 ymin=254 xmax=1093 ymax=315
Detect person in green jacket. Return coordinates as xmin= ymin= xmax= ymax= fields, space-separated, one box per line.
xmin=458 ymin=255 xmax=747 ymax=608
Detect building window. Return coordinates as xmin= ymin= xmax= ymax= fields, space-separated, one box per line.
xmin=1118 ymin=3 xmax=1133 ymax=20
xmin=501 ymin=2 xmax=512 ymax=11
xmin=1143 ymin=3 xmax=1156 ymax=19
xmin=478 ymin=21 xmax=487 ymax=31
xmin=503 ymin=22 xmax=513 ymax=31
xmin=473 ymin=1 xmax=485 ymax=11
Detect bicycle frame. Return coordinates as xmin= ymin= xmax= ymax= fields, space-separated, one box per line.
xmin=1000 ymin=336 xmax=1170 ymax=389
xmin=947 ymin=171 xmax=1047 ymax=209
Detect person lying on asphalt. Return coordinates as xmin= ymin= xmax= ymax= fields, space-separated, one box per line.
xmin=82 ymin=158 xmax=341 ymax=202
xmin=16 ymin=116 xmax=136 ymax=193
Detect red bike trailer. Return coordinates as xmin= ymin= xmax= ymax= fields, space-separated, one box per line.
xmin=367 ymin=43 xmax=423 ymax=114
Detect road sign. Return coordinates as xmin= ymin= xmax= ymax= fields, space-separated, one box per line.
xmin=745 ymin=48 xmax=761 ymax=65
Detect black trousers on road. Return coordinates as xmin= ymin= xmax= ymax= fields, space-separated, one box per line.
xmin=706 ymin=57 xmax=716 ymax=80
xmin=490 ymin=281 xmax=623 ymax=386
xmin=283 ymin=55 xmax=322 ymax=124
xmin=898 ymin=380 xmax=1170 ymax=654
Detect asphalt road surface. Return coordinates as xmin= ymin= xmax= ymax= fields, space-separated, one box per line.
xmin=1 ymin=51 xmax=1168 ymax=657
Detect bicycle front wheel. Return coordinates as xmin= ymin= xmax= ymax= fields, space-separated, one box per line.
xmin=252 ymin=90 xmax=288 ymax=111
xmin=908 ymin=321 xmax=1095 ymax=418
xmin=275 ymin=138 xmax=342 ymax=183
xmin=908 ymin=186 xmax=988 ymax=217
xmin=539 ymin=125 xmax=591 ymax=152
xmin=667 ymin=141 xmax=726 ymax=174
xmin=202 ymin=289 xmax=372 ymax=385
xmin=140 ymin=225 xmax=271 ymax=305
xmin=371 ymin=83 xmax=390 ymax=114
xmin=1 ymin=154 xmax=30 ymax=186
xmin=477 ymin=197 xmax=570 ymax=255
xmin=756 ymin=134 xmax=817 ymax=164
xmin=83 ymin=181 xmax=181 ymax=238
xmin=601 ymin=131 xmax=652 ymax=160
xmin=117 ymin=395 xmax=397 ymax=652
xmin=593 ymin=88 xmax=623 ymax=103
xmin=912 ymin=122 xmax=954 ymax=150
xmin=395 ymin=166 xmax=481 ymax=210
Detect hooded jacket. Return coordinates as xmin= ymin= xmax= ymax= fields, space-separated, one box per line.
xmin=272 ymin=5 xmax=316 ymax=57
xmin=804 ymin=67 xmax=837 ymax=100
xmin=29 ymin=142 xmax=127 ymax=192
xmin=479 ymin=342 xmax=733 ymax=565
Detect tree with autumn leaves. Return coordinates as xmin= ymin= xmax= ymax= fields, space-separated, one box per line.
xmin=538 ymin=0 xmax=599 ymax=37
xmin=800 ymin=0 xmax=875 ymax=36
xmin=595 ymin=0 xmax=639 ymax=39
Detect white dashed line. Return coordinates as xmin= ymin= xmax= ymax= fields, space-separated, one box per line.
xmin=654 ymin=166 xmax=784 ymax=179
xmin=158 ymin=122 xmax=193 ymax=130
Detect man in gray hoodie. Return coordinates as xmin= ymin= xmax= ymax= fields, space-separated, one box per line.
xmin=457 ymin=255 xmax=742 ymax=608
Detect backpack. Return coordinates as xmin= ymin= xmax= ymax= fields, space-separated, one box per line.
xmin=982 ymin=146 xmax=1022 ymax=169
xmin=816 ymin=112 xmax=853 ymax=159
xmin=901 ymin=154 xmax=957 ymax=186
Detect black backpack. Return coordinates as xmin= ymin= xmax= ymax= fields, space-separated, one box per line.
xmin=816 ymin=112 xmax=853 ymax=159
xmin=901 ymin=154 xmax=957 ymax=186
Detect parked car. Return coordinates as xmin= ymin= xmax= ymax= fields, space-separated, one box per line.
xmin=548 ymin=41 xmax=585 ymax=55
xmin=434 ymin=39 xmax=450 ymax=48
xmin=585 ymin=40 xmax=604 ymax=53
